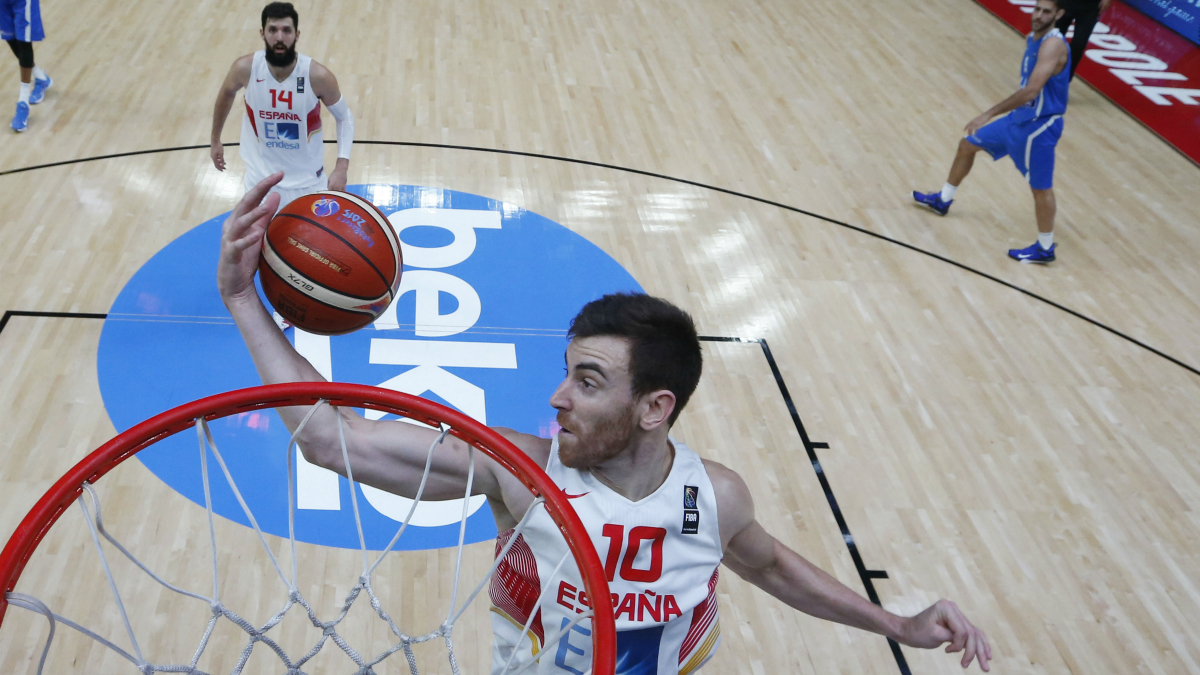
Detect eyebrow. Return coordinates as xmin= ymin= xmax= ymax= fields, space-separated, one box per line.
xmin=574 ymin=361 xmax=608 ymax=379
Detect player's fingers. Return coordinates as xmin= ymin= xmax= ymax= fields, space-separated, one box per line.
xmin=975 ymin=626 xmax=992 ymax=671
xmin=961 ymin=629 xmax=977 ymax=668
xmin=241 ymin=193 xmax=279 ymax=242
xmin=237 ymin=172 xmax=285 ymax=216
xmin=942 ymin=603 xmax=969 ymax=653
xmin=226 ymin=200 xmax=278 ymax=255
xmin=225 ymin=197 xmax=273 ymax=243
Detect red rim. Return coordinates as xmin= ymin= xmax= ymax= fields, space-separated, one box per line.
xmin=0 ymin=382 xmax=616 ymax=675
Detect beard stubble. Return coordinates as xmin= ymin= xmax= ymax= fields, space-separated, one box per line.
xmin=557 ymin=402 xmax=637 ymax=470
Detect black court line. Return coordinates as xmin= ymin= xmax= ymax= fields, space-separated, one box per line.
xmin=700 ymin=335 xmax=911 ymax=675
xmin=0 ymin=310 xmax=107 ymax=336
xmin=1 ymin=139 xmax=1196 ymax=381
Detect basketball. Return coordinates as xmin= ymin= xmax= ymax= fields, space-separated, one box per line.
xmin=258 ymin=191 xmax=402 ymax=336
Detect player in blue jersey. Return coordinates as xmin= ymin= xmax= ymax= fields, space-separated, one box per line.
xmin=2 ymin=0 xmax=52 ymax=132
xmin=913 ymin=0 xmax=1071 ymax=263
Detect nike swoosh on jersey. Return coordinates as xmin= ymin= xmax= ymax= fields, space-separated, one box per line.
xmin=563 ymin=491 xmax=590 ymax=499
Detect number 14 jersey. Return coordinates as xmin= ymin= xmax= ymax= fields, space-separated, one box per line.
xmin=239 ymin=50 xmax=325 ymax=191
xmin=491 ymin=438 xmax=723 ymax=675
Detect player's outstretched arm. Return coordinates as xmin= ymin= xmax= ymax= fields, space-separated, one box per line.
xmin=211 ymin=55 xmax=253 ymax=171
xmin=311 ymin=62 xmax=352 ymax=191
xmin=709 ymin=461 xmax=991 ymax=671
xmin=217 ymin=174 xmax=518 ymax=503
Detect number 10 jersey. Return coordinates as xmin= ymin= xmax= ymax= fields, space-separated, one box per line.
xmin=490 ymin=437 xmax=723 ymax=675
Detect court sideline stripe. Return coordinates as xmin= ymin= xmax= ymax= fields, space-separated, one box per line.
xmin=0 ymin=310 xmax=107 ymax=336
xmin=701 ymin=335 xmax=910 ymax=675
xmin=0 ymin=140 xmax=1196 ymax=382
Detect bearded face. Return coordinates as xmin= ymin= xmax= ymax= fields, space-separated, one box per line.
xmin=263 ymin=37 xmax=297 ymax=67
xmin=261 ymin=18 xmax=298 ymax=68
xmin=550 ymin=336 xmax=643 ymax=470
xmin=1030 ymin=2 xmax=1060 ymax=33
xmin=556 ymin=398 xmax=638 ymax=470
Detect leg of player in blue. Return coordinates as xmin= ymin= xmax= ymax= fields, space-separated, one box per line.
xmin=1007 ymin=119 xmax=1062 ymax=264
xmin=11 ymin=99 xmax=27 ymax=131
xmin=29 ymin=66 xmax=51 ymax=104
xmin=1007 ymin=186 xmax=1057 ymax=263
xmin=913 ymin=136 xmax=992 ymax=216
xmin=912 ymin=189 xmax=953 ymax=215
xmin=4 ymin=0 xmax=49 ymax=131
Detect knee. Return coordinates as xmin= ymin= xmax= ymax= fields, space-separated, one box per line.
xmin=7 ymin=40 xmax=34 ymax=69
xmin=958 ymin=138 xmax=980 ymax=155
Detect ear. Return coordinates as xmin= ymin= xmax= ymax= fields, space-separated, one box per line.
xmin=638 ymin=389 xmax=677 ymax=431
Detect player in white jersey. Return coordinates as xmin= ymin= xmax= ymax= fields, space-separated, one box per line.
xmin=209 ymin=2 xmax=355 ymax=210
xmin=217 ymin=174 xmax=994 ymax=674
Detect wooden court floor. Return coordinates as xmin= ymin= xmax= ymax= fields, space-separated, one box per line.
xmin=2 ymin=0 xmax=1199 ymax=673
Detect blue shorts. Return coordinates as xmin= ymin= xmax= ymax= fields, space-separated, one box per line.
xmin=0 ymin=0 xmax=44 ymax=42
xmin=966 ymin=113 xmax=1064 ymax=190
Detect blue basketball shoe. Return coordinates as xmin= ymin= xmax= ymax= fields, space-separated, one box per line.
xmin=11 ymin=101 xmax=29 ymax=132
xmin=30 ymin=75 xmax=52 ymax=105
xmin=912 ymin=190 xmax=952 ymax=216
xmin=1008 ymin=241 xmax=1056 ymax=263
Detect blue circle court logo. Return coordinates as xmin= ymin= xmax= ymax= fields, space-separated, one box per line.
xmin=97 ymin=184 xmax=643 ymax=551
xmin=311 ymin=197 xmax=339 ymax=217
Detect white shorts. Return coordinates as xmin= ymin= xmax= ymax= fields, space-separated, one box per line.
xmin=245 ymin=174 xmax=329 ymax=214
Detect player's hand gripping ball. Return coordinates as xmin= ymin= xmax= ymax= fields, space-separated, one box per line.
xmin=258 ymin=192 xmax=402 ymax=335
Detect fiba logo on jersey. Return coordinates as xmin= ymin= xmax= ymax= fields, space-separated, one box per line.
xmin=311 ymin=197 xmax=339 ymax=217
xmin=96 ymin=184 xmax=643 ymax=551
xmin=683 ymin=486 xmax=698 ymax=509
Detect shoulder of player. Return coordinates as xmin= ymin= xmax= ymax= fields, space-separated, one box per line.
xmin=701 ymin=459 xmax=754 ymax=517
xmin=228 ymin=54 xmax=255 ymax=85
xmin=309 ymin=60 xmax=337 ymax=88
xmin=492 ymin=427 xmax=554 ymax=468
xmin=1041 ymin=32 xmax=1069 ymax=56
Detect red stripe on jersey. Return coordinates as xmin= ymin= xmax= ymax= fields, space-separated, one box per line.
xmin=307 ymin=103 xmax=322 ymax=137
xmin=245 ymin=100 xmax=258 ymax=137
xmin=679 ymin=567 xmax=720 ymax=662
xmin=491 ymin=528 xmax=545 ymax=646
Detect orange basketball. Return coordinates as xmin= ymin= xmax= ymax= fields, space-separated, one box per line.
xmin=259 ymin=191 xmax=402 ymax=336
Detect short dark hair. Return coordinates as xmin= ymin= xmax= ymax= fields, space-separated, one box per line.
xmin=262 ymin=2 xmax=299 ymax=29
xmin=568 ymin=293 xmax=703 ymax=425
xmin=1037 ymin=0 xmax=1061 ymax=8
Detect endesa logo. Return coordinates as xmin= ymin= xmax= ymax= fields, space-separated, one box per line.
xmin=311 ymin=197 xmax=339 ymax=217
xmin=264 ymin=121 xmax=301 ymax=149
xmin=97 ymin=185 xmax=642 ymax=551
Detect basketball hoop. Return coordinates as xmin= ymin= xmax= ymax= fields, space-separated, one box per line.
xmin=0 ymin=383 xmax=616 ymax=675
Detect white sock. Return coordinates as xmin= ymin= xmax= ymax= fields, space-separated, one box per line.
xmin=18 ymin=82 xmax=31 ymax=104
xmin=1038 ymin=231 xmax=1054 ymax=249
xmin=32 ymin=66 xmax=46 ymax=81
xmin=940 ymin=183 xmax=958 ymax=201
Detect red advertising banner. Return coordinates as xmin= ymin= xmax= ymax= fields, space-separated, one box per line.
xmin=973 ymin=0 xmax=1200 ymax=164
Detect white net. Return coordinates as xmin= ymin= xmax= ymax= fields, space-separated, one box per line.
xmin=3 ymin=399 xmax=600 ymax=675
